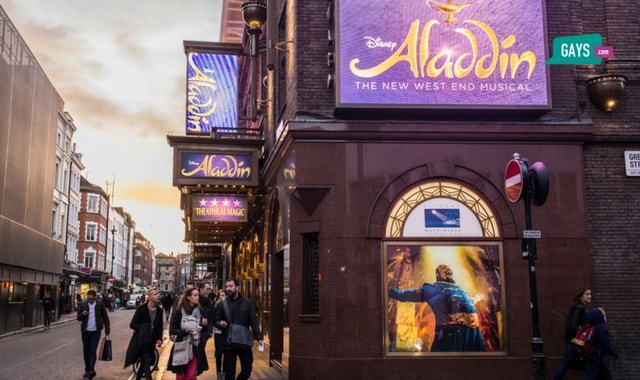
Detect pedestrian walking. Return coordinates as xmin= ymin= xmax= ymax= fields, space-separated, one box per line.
xmin=77 ymin=289 xmax=111 ymax=379
xmin=553 ymin=287 xmax=592 ymax=379
xmin=167 ymin=287 xmax=209 ymax=380
xmin=198 ymin=282 xmax=214 ymax=348
xmin=42 ymin=291 xmax=55 ymax=330
xmin=125 ymin=287 xmax=164 ymax=380
xmin=213 ymin=278 xmax=263 ymax=380
xmin=213 ymin=290 xmax=227 ymax=379
xmin=162 ymin=292 xmax=174 ymax=321
xmin=584 ymin=307 xmax=619 ymax=380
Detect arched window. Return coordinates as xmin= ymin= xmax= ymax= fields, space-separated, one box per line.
xmin=383 ymin=180 xmax=505 ymax=356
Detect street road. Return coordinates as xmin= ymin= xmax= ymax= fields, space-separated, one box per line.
xmin=0 ymin=309 xmax=168 ymax=380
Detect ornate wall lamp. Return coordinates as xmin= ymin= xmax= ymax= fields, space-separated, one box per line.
xmin=586 ymin=74 xmax=627 ymax=112
xmin=241 ymin=1 xmax=267 ymax=121
xmin=584 ymin=58 xmax=640 ymax=112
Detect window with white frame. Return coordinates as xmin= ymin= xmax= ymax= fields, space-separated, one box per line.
xmin=84 ymin=249 xmax=95 ymax=268
xmin=87 ymin=194 xmax=99 ymax=213
xmin=86 ymin=222 xmax=98 ymax=241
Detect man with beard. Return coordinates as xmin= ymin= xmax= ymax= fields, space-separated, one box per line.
xmin=388 ymin=264 xmax=485 ymax=352
xmin=213 ymin=278 xmax=263 ymax=380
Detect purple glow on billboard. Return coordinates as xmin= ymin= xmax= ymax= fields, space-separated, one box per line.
xmin=336 ymin=0 xmax=550 ymax=109
xmin=180 ymin=152 xmax=253 ymax=180
xmin=192 ymin=195 xmax=247 ymax=222
xmin=186 ymin=53 xmax=237 ymax=134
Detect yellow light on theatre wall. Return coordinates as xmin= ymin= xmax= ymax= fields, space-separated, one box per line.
xmin=586 ymin=74 xmax=627 ymax=112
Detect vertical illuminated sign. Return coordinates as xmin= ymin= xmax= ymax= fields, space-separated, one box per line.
xmin=186 ymin=53 xmax=238 ymax=135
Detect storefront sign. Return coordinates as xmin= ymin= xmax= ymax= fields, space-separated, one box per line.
xmin=193 ymin=245 xmax=222 ymax=263
xmin=336 ymin=0 xmax=550 ymax=110
xmin=174 ymin=148 xmax=259 ymax=187
xmin=192 ymin=195 xmax=248 ymax=222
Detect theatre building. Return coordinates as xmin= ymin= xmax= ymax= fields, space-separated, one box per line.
xmin=170 ymin=1 xmax=638 ymax=378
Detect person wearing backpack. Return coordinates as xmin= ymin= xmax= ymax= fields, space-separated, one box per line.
xmin=584 ymin=307 xmax=618 ymax=380
xmin=553 ymin=288 xmax=591 ymax=380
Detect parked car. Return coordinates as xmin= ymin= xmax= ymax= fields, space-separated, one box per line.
xmin=126 ymin=294 xmax=141 ymax=309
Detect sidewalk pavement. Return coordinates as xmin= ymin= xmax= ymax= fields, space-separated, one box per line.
xmin=0 ymin=312 xmax=283 ymax=380
xmin=0 ymin=311 xmax=77 ymax=339
xmin=156 ymin=336 xmax=283 ymax=380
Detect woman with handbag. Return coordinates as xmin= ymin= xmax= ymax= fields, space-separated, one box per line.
xmin=167 ymin=287 xmax=209 ymax=380
xmin=125 ymin=288 xmax=164 ymax=380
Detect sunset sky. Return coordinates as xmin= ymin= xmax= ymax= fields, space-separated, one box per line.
xmin=2 ymin=0 xmax=224 ymax=254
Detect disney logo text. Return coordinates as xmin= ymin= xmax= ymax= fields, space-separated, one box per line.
xmin=364 ymin=36 xmax=397 ymax=51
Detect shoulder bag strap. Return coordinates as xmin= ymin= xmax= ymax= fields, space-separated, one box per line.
xmin=222 ymin=299 xmax=233 ymax=323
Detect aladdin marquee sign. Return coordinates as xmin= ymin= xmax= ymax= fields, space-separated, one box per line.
xmin=336 ymin=0 xmax=550 ymax=110
xmin=192 ymin=195 xmax=248 ymax=222
xmin=186 ymin=53 xmax=238 ymax=135
xmin=173 ymin=148 xmax=259 ymax=187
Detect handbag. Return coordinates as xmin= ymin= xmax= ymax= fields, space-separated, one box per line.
xmin=222 ymin=299 xmax=254 ymax=349
xmin=171 ymin=337 xmax=193 ymax=366
xmin=228 ymin=323 xmax=254 ymax=349
xmin=98 ymin=336 xmax=113 ymax=361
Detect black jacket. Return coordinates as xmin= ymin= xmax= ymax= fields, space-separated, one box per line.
xmin=167 ymin=306 xmax=209 ymax=375
xmin=77 ymin=300 xmax=110 ymax=335
xmin=563 ymin=302 xmax=586 ymax=340
xmin=124 ymin=303 xmax=164 ymax=368
xmin=213 ymin=295 xmax=263 ymax=350
xmin=198 ymin=294 xmax=214 ymax=338
xmin=43 ymin=297 xmax=55 ymax=313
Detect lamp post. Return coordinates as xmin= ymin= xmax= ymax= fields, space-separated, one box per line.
xmin=110 ymin=227 xmax=116 ymax=277
xmin=241 ymin=1 xmax=267 ymax=121
xmin=504 ymin=153 xmax=549 ymax=380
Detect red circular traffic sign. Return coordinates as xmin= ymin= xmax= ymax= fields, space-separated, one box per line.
xmin=504 ymin=159 xmax=527 ymax=203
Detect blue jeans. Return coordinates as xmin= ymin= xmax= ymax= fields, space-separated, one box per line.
xmin=553 ymin=341 xmax=578 ymax=379
xmin=82 ymin=330 xmax=101 ymax=372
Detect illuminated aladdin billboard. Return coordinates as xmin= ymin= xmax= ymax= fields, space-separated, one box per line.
xmin=336 ymin=0 xmax=550 ymax=111
xmin=173 ymin=147 xmax=259 ymax=187
xmin=186 ymin=53 xmax=238 ymax=135
xmin=192 ymin=195 xmax=248 ymax=222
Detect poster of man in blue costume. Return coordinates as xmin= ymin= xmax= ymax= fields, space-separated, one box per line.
xmin=385 ymin=244 xmax=504 ymax=355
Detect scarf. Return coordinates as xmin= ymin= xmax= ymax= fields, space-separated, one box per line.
xmin=180 ymin=307 xmax=201 ymax=346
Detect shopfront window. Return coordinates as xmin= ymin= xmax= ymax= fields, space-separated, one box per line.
xmin=8 ymin=282 xmax=26 ymax=303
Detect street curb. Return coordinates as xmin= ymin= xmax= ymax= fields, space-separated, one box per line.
xmin=0 ymin=315 xmax=76 ymax=340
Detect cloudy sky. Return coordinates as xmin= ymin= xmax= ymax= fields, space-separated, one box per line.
xmin=2 ymin=0 xmax=223 ymax=254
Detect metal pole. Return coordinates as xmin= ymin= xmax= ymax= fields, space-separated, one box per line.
xmin=523 ymin=164 xmax=545 ymax=380
xmin=111 ymin=228 xmax=116 ymax=277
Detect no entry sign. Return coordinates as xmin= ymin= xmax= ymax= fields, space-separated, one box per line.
xmin=504 ymin=159 xmax=528 ymax=203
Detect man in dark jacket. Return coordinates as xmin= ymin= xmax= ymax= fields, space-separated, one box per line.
xmin=42 ymin=291 xmax=55 ymax=330
xmin=77 ymin=289 xmax=111 ymax=379
xmin=198 ymin=281 xmax=214 ymax=345
xmin=213 ymin=278 xmax=263 ymax=380
xmin=161 ymin=292 xmax=174 ymax=321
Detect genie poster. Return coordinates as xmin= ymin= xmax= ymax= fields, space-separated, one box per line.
xmin=385 ymin=243 xmax=505 ymax=356
xmin=336 ymin=0 xmax=550 ymax=110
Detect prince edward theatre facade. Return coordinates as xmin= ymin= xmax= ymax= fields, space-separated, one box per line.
xmin=168 ymin=1 xmax=639 ymax=379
